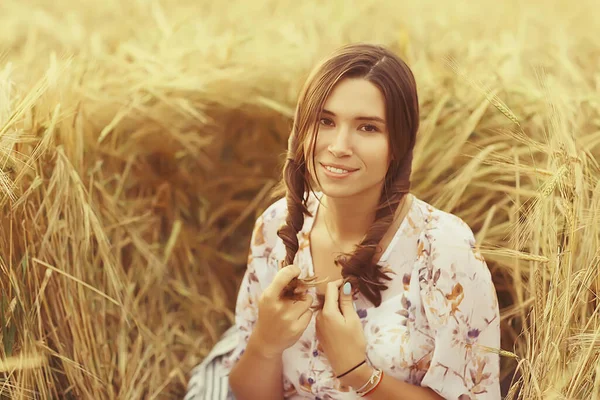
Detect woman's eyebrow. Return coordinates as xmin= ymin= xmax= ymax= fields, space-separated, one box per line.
xmin=322 ymin=109 xmax=386 ymax=124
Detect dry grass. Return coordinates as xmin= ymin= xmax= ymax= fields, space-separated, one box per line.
xmin=0 ymin=0 xmax=599 ymax=398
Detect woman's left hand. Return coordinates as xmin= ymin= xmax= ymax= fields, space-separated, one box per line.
xmin=315 ymin=279 xmax=367 ymax=377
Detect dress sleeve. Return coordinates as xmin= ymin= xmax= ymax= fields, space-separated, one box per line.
xmin=417 ymin=220 xmax=501 ymax=400
xmin=222 ymin=210 xmax=279 ymax=369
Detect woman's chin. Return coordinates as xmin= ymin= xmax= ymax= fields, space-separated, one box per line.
xmin=316 ymin=179 xmax=385 ymax=201
xmin=318 ymin=185 xmax=361 ymax=199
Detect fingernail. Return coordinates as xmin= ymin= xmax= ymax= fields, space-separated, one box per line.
xmin=343 ymin=282 xmax=351 ymax=295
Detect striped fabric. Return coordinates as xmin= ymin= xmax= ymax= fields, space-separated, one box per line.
xmin=185 ymin=325 xmax=239 ymax=400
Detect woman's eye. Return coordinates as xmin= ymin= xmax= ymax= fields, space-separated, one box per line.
xmin=319 ymin=118 xmax=333 ymax=126
xmin=361 ymin=124 xmax=379 ymax=133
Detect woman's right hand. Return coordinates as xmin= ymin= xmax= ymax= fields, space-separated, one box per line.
xmin=249 ymin=264 xmax=314 ymax=358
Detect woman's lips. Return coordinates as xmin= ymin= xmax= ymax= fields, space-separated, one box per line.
xmin=320 ymin=163 xmax=358 ymax=179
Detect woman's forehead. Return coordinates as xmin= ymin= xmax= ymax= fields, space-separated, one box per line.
xmin=322 ymin=78 xmax=386 ymax=122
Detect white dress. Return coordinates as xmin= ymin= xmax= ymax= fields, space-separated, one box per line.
xmin=201 ymin=192 xmax=501 ymax=400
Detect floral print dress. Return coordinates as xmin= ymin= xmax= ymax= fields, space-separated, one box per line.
xmin=222 ymin=192 xmax=501 ymax=399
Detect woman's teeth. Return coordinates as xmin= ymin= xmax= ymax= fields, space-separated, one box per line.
xmin=325 ymin=165 xmax=350 ymax=174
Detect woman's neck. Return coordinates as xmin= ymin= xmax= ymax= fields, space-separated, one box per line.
xmin=320 ymin=188 xmax=382 ymax=243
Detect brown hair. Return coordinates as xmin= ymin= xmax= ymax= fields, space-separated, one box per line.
xmin=275 ymin=43 xmax=419 ymax=307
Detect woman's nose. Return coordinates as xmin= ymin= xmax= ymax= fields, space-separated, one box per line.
xmin=327 ymin=128 xmax=353 ymax=157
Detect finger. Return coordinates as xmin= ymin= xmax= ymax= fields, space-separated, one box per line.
xmin=314 ymin=307 xmax=323 ymax=330
xmin=293 ymin=297 xmax=314 ymax=331
xmin=301 ymin=295 xmax=314 ymax=314
xmin=339 ymin=281 xmax=356 ymax=318
xmin=323 ymin=279 xmax=344 ymax=315
xmin=303 ymin=293 xmax=314 ymax=308
xmin=291 ymin=294 xmax=314 ymax=317
xmin=293 ymin=286 xmax=306 ymax=294
xmin=296 ymin=308 xmax=313 ymax=330
xmin=265 ymin=264 xmax=301 ymax=297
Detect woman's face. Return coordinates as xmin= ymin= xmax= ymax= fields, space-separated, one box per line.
xmin=306 ymin=77 xmax=390 ymax=199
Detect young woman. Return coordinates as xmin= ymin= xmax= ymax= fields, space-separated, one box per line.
xmin=188 ymin=43 xmax=501 ymax=399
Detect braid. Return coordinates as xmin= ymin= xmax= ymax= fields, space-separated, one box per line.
xmin=337 ymin=188 xmax=405 ymax=306
xmin=277 ymin=158 xmax=317 ymax=300
xmin=338 ymin=147 xmax=414 ymax=307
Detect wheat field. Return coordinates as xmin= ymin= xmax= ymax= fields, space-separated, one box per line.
xmin=0 ymin=0 xmax=599 ymax=398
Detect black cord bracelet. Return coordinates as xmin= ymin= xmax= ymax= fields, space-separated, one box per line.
xmin=336 ymin=360 xmax=366 ymax=379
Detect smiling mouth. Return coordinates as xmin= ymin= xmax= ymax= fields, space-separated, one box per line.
xmin=320 ymin=163 xmax=359 ymax=175
xmin=324 ymin=165 xmax=351 ymax=174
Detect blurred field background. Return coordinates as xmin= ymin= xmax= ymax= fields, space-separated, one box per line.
xmin=0 ymin=0 xmax=599 ymax=398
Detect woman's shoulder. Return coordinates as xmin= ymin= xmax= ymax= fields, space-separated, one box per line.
xmin=413 ymin=197 xmax=478 ymax=251
xmin=252 ymin=191 xmax=322 ymax=245
xmin=250 ymin=197 xmax=288 ymax=250
xmin=259 ymin=196 xmax=289 ymax=227
xmin=411 ymin=198 xmax=489 ymax=276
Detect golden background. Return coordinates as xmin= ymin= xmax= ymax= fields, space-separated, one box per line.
xmin=0 ymin=0 xmax=598 ymax=398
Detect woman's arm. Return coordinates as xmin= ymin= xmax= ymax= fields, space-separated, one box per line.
xmin=226 ymin=207 xmax=286 ymax=400
xmin=412 ymin=222 xmax=501 ymax=399
xmin=229 ymin=263 xmax=313 ymax=400
xmin=339 ymin=364 xmax=443 ymax=400
xmin=228 ymin=332 xmax=284 ymax=400
xmin=314 ymin=281 xmax=443 ymax=400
